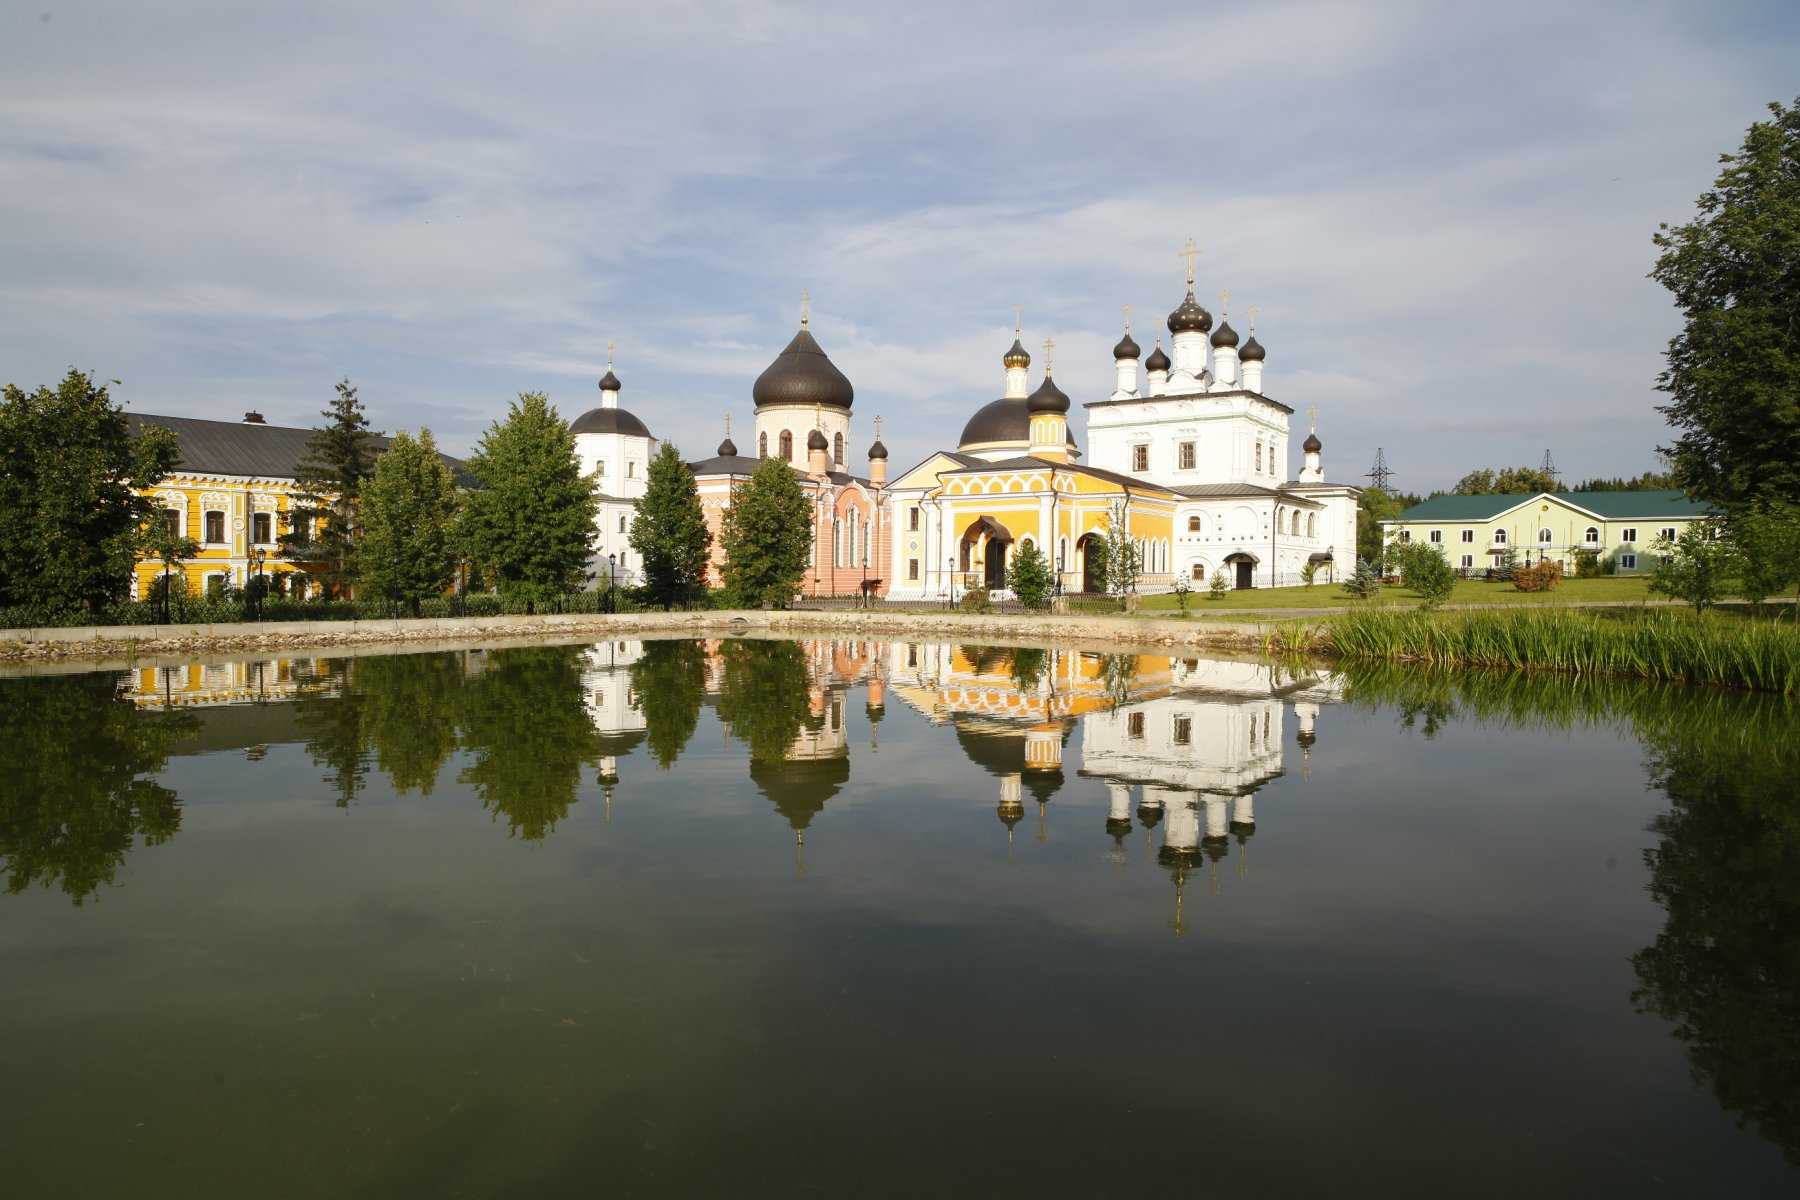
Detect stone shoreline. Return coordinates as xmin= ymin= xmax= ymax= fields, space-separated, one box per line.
xmin=0 ymin=609 xmax=1290 ymax=668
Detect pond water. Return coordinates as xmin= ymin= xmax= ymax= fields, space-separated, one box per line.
xmin=1 ymin=638 xmax=1796 ymax=1197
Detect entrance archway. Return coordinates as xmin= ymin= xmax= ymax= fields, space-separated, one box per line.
xmin=960 ymin=516 xmax=1013 ymax=593
xmin=1078 ymin=534 xmax=1105 ymax=593
xmin=1224 ymin=552 xmax=1258 ymax=590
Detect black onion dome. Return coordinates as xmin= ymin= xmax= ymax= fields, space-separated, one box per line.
xmin=570 ymin=407 xmax=653 ymax=438
xmin=718 ymin=434 xmax=738 ymax=456
xmin=807 ymin=427 xmax=829 ymax=451
xmin=1211 ymin=320 xmax=1239 ymax=349
xmin=867 ymin=439 xmax=888 ymax=461
xmin=598 ymin=369 xmax=622 ymax=392
xmin=1027 ymin=373 xmax=1070 ymax=414
xmin=1167 ymin=291 xmax=1212 ymax=334
xmin=753 ymin=328 xmax=854 ymax=409
xmin=1144 ymin=343 xmax=1171 ymax=372
xmin=1303 ymin=432 xmax=1322 ymax=453
xmin=1112 ymin=331 xmax=1140 ymax=360
xmin=1239 ymin=335 xmax=1265 ymax=362
xmin=1003 ymin=337 xmax=1031 ymax=368
xmin=959 ymin=397 xmax=1078 ymax=450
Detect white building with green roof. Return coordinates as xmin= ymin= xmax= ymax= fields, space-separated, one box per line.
xmin=1380 ymin=490 xmax=1716 ymax=575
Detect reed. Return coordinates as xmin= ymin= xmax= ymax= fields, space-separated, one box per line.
xmin=1322 ymin=608 xmax=1800 ymax=695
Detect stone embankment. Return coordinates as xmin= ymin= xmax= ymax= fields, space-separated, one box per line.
xmin=0 ymin=609 xmax=1288 ymax=666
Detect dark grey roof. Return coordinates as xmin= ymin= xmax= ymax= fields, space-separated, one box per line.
xmin=959 ymin=396 xmax=1079 ymax=448
xmin=1211 ymin=320 xmax=1239 ymax=349
xmin=1239 ymin=335 xmax=1265 ymax=362
xmin=867 ymin=439 xmax=888 ymax=460
xmin=1144 ymin=344 xmax=1170 ymax=371
xmin=1302 ymin=431 xmax=1322 ymax=452
xmin=1167 ymin=291 xmax=1212 ymax=334
xmin=127 ymin=412 xmax=472 ymax=485
xmin=753 ymin=327 xmax=854 ymax=409
xmin=807 ymin=427 xmax=829 ymax=450
xmin=569 ymin=406 xmax=653 ymax=438
xmin=687 ymin=452 xmax=761 ymax=477
xmin=1112 ymin=332 xmax=1140 ymax=360
xmin=1172 ymin=482 xmax=1324 ymax=508
xmin=1027 ymin=373 xmax=1070 ymax=414
xmin=598 ymin=369 xmax=622 ymax=392
xmin=717 ymin=435 xmax=738 ymax=456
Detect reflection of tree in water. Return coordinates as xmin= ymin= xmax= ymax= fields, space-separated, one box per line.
xmin=1632 ymin=703 xmax=1800 ymax=1166
xmin=629 ymin=639 xmax=707 ymax=768
xmin=293 ymin=658 xmax=369 ymax=808
xmin=458 ymin=646 xmax=602 ymax=840
xmin=1341 ymin=663 xmax=1800 ymax=1164
xmin=1009 ymin=647 xmax=1046 ymax=694
xmin=713 ymin=640 xmax=812 ymax=763
xmin=0 ymin=673 xmax=194 ymax=904
xmin=355 ymin=651 xmax=464 ymax=795
xmin=1098 ymin=652 xmax=1138 ymax=709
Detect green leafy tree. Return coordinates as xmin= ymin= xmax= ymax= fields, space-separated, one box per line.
xmin=1731 ymin=505 xmax=1800 ymax=607
xmin=1208 ymin=569 xmax=1231 ymax=600
xmin=141 ymin=507 xmax=199 ymax=624
xmin=1098 ymin=501 xmax=1141 ymax=596
xmin=1452 ymin=466 xmax=1560 ymax=495
xmin=460 ymin=393 xmax=599 ymax=614
xmin=629 ymin=638 xmax=708 ymax=767
xmin=1171 ymin=572 xmax=1193 ymax=614
xmin=1653 ymin=99 xmax=1800 ymax=516
xmin=360 ymin=428 xmax=460 ymax=617
xmin=630 ymin=442 xmax=713 ymax=609
xmin=1007 ymin=539 xmax=1053 ymax=609
xmin=1397 ymin=542 xmax=1457 ymax=609
xmin=1008 ymin=646 xmax=1047 ymax=693
xmin=282 ymin=379 xmax=375 ymax=600
xmin=1649 ymin=523 xmax=1740 ymax=612
xmin=720 ymin=456 xmax=812 ymax=608
xmin=1356 ymin=488 xmax=1420 ymax=565
xmin=0 ymin=673 xmax=193 ymax=903
xmin=0 ymin=369 xmax=181 ymax=618
xmin=458 ymin=646 xmax=601 ymax=839
xmin=1571 ymin=470 xmax=1677 ymax=492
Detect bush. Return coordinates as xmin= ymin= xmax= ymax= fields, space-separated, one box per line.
xmin=1342 ymin=558 xmax=1382 ymax=600
xmin=1513 ymin=560 xmax=1563 ymax=593
xmin=1398 ymin=544 xmax=1457 ymax=609
xmin=1208 ymin=571 xmax=1230 ymax=601
xmin=958 ymin=589 xmax=992 ymax=614
xmin=1574 ymin=549 xmax=1602 ymax=579
xmin=0 ymin=585 xmax=647 ymax=629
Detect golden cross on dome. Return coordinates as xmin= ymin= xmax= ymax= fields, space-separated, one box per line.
xmin=1307 ymin=405 xmax=1319 ymax=433
xmin=1218 ymin=288 xmax=1230 ymax=316
xmin=1013 ymin=305 xmax=1022 ymax=336
xmin=1043 ymin=337 xmax=1055 ymax=374
xmin=1178 ymin=237 xmax=1200 ymax=288
xmin=723 ymin=412 xmax=732 ymax=437
xmin=874 ymin=414 xmax=883 ymax=441
xmin=1248 ymin=304 xmax=1260 ymax=332
xmin=606 ymin=340 xmax=615 ymax=368
xmin=800 ymin=288 xmax=810 ymax=328
xmin=1122 ymin=303 xmax=1133 ymax=333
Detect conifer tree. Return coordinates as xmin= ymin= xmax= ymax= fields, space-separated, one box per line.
xmin=282 ymin=379 xmax=374 ymax=600
xmin=459 ymin=393 xmax=599 ymax=613
xmin=0 ymin=369 xmax=180 ymax=618
xmin=360 ymin=428 xmax=460 ymax=617
xmin=720 ymin=455 xmax=812 ymax=608
xmin=1007 ymin=539 xmax=1053 ymax=609
xmin=1099 ymin=500 xmax=1141 ymax=596
xmin=629 ymin=441 xmax=712 ymax=609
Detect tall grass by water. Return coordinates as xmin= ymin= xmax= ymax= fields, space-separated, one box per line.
xmin=1322 ymin=608 xmax=1800 ymax=695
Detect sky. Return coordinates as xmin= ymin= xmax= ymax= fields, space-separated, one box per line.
xmin=2 ymin=1 xmax=1796 ymax=491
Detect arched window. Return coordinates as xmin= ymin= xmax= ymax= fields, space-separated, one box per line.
xmin=1187 ymin=515 xmax=1201 ymax=533
xmin=833 ymin=433 xmax=844 ymax=466
xmin=1254 ymin=443 xmax=1263 ymax=473
xmin=779 ymin=431 xmax=793 ymax=461
xmin=1307 ymin=513 xmax=1317 ymax=538
xmin=1191 ymin=562 xmax=1205 ymax=581
xmin=1539 ymin=527 xmax=1554 ymax=544
xmin=1584 ymin=526 xmax=1600 ymax=545
xmin=619 ymin=514 xmax=627 ymax=533
xmin=759 ymin=432 xmax=768 ymax=458
xmin=1494 ymin=529 xmax=1508 ymax=545
xmin=1291 ymin=510 xmax=1301 ymax=536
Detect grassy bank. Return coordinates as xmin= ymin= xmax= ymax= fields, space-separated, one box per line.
xmin=1320 ymin=607 xmax=1800 ymax=695
xmin=1139 ymin=575 xmax=1661 ymax=613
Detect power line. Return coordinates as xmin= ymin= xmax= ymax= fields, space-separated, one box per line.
xmin=1366 ymin=447 xmax=1394 ymax=492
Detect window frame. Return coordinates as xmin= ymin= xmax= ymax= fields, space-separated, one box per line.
xmin=1132 ymin=444 xmax=1149 ymax=473
xmin=204 ymin=509 xmax=226 ymax=545
xmin=1177 ymin=441 xmax=1196 ymax=470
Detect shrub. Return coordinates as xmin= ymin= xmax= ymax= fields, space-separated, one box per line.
xmin=1208 ymin=571 xmax=1230 ymax=601
xmin=958 ymin=589 xmax=991 ymax=614
xmin=1398 ymin=544 xmax=1457 ymax=609
xmin=1513 ymin=560 xmax=1563 ymax=593
xmin=1649 ymin=525 xmax=1738 ymax=612
xmin=1573 ymin=549 xmax=1602 ymax=579
xmin=1342 ymin=558 xmax=1382 ymax=600
xmin=1007 ymin=540 xmax=1053 ymax=610
xmin=1170 ymin=574 xmax=1192 ymax=616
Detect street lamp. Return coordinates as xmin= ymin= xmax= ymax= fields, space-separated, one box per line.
xmin=247 ymin=545 xmax=267 ymax=620
xmin=606 ymin=553 xmax=617 ymax=613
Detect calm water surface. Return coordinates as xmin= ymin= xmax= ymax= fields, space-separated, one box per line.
xmin=1 ymin=638 xmax=1796 ymax=1197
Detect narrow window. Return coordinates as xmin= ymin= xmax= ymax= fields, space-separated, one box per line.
xmin=909 ymin=507 xmax=920 ymax=532
xmin=1308 ymin=514 xmax=1317 ymax=538
xmin=205 ymin=510 xmax=225 ymax=543
xmin=780 ymin=431 xmax=793 ymax=461
xmin=1187 ymin=516 xmax=1200 ymax=533
xmin=1461 ymin=554 xmax=1473 ymax=568
xmin=759 ymin=432 xmax=768 ymax=458
xmin=907 ymin=645 xmax=918 ymax=667
xmin=834 ymin=433 xmax=844 ymax=466
xmin=1132 ymin=444 xmax=1149 ymax=472
xmin=1293 ymin=511 xmax=1302 ymax=536
xmin=1178 ymin=442 xmax=1195 ymax=470
xmin=596 ymin=460 xmax=605 ymax=477
xmin=1461 ymin=529 xmax=1474 ymax=543
xmin=1127 ymin=712 xmax=1145 ymax=739
xmin=908 ymin=558 xmax=919 ymax=581
xmin=1621 ymin=553 xmax=1637 ymax=570
xmin=1173 ymin=715 xmax=1192 ymax=745
xmin=627 ymin=462 xmax=636 ymax=479
xmin=1398 ymin=530 xmax=1411 ymax=544
xmin=162 ymin=509 xmax=180 ymax=539
xmin=252 ymin=512 xmax=271 ymax=544
xmin=1660 ymin=527 xmax=1677 ymax=542
xmin=619 ymin=514 xmax=627 ymax=533
xmin=1254 ymin=443 xmax=1263 ymax=473
xmin=1429 ymin=529 xmax=1442 ymax=544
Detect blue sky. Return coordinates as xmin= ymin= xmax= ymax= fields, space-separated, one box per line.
xmin=2 ymin=1 xmax=1796 ymax=490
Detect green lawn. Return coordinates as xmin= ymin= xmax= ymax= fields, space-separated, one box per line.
xmin=1138 ymin=575 xmax=1662 ymax=614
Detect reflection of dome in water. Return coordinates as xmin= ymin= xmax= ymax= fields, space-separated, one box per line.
xmin=953 ymin=719 xmax=1067 ymax=805
xmin=749 ymin=757 xmax=850 ymax=832
xmin=594 ymin=730 xmax=647 ymax=758
xmin=1230 ymin=820 xmax=1256 ymax=841
xmin=997 ymin=801 xmax=1024 ymax=833
xmin=1137 ymin=804 xmax=1163 ymax=830
xmin=1105 ymin=816 xmax=1134 ymax=841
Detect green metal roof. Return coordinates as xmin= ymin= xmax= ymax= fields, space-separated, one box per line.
xmin=1390 ymin=490 xmax=1715 ymax=522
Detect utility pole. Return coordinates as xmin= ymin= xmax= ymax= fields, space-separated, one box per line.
xmin=1366 ymin=447 xmax=1394 ymax=493
xmin=1541 ymin=448 xmax=1560 ymax=488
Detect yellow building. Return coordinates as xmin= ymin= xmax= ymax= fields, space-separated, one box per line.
xmin=127 ymin=411 xmax=466 ymax=600
xmin=1381 ymin=490 xmax=1717 ymax=574
xmin=883 ymin=335 xmax=1178 ymax=597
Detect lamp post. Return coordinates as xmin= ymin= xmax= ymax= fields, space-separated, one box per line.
xmin=606 ymin=554 xmax=617 ymax=613
xmin=247 ymin=545 xmax=267 ymax=620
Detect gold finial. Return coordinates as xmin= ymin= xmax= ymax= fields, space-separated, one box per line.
xmin=606 ymin=340 xmax=615 ymax=368
xmin=800 ymin=288 xmax=810 ymax=329
xmin=874 ymin=414 xmax=883 ymax=441
xmin=1307 ymin=405 xmax=1319 ymax=433
xmin=1122 ymin=303 xmax=1133 ymax=334
xmin=1042 ymin=337 xmax=1055 ymax=374
xmin=1013 ymin=305 xmax=1022 ymax=336
xmin=1178 ymin=237 xmax=1200 ymax=289
xmin=1219 ymin=288 xmax=1229 ymax=317
xmin=723 ymin=412 xmax=732 ymax=437
xmin=1248 ymin=304 xmax=1260 ymax=333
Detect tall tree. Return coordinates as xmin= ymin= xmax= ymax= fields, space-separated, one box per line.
xmin=630 ymin=442 xmax=712 ymax=609
xmin=360 ymin=428 xmax=459 ymax=617
xmin=0 ymin=369 xmax=180 ymax=617
xmin=1451 ymin=466 xmax=1560 ymax=495
xmin=1007 ymin=539 xmax=1053 ymax=609
xmin=1356 ymin=488 xmax=1421 ymax=565
xmin=1098 ymin=500 xmax=1141 ymax=596
xmin=1653 ymin=98 xmax=1800 ymax=516
xmin=281 ymin=379 xmax=375 ymax=600
xmin=719 ymin=455 xmax=812 ymax=608
xmin=459 ymin=393 xmax=598 ymax=614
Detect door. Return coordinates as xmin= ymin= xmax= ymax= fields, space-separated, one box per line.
xmin=1235 ymin=560 xmax=1254 ymax=589
xmin=984 ymin=541 xmax=1008 ymax=591
xmin=1081 ymin=537 xmax=1104 ymax=593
